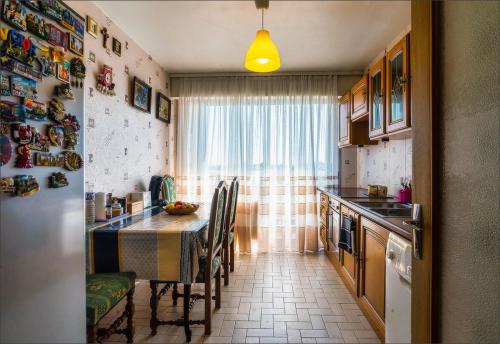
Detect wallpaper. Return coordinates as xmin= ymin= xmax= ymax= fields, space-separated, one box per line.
xmin=357 ymin=133 xmax=412 ymax=196
xmin=68 ymin=1 xmax=175 ymax=196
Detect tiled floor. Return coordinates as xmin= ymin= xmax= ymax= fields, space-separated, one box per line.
xmin=102 ymin=253 xmax=379 ymax=343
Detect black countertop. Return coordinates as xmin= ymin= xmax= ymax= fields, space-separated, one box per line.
xmin=317 ymin=186 xmax=413 ymax=241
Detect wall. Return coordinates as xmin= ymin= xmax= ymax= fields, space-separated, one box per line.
xmin=437 ymin=1 xmax=499 ymax=342
xmin=68 ymin=1 xmax=174 ymax=197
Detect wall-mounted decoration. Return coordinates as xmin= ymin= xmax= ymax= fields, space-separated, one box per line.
xmin=36 ymin=56 xmax=56 ymax=77
xmin=4 ymin=29 xmax=37 ymax=66
xmin=49 ymin=172 xmax=68 ymax=188
xmin=132 ymin=77 xmax=152 ymax=113
xmin=15 ymin=144 xmax=33 ymax=168
xmin=56 ymin=59 xmax=70 ymax=83
xmin=86 ymin=15 xmax=98 ymax=38
xmin=2 ymin=0 xmax=27 ymax=31
xmin=48 ymin=98 xmax=65 ymax=122
xmin=0 ymin=177 xmax=16 ymax=193
xmin=74 ymin=18 xmax=84 ymax=38
xmin=88 ymin=51 xmax=95 ymax=63
xmin=12 ymin=123 xmax=32 ymax=144
xmin=63 ymin=124 xmax=78 ymax=150
xmin=24 ymin=99 xmax=48 ymax=121
xmin=1 ymin=101 xmax=25 ymax=122
xmin=0 ymin=73 xmax=10 ymax=96
xmin=47 ymin=24 xmax=68 ymax=50
xmin=14 ymin=175 xmax=40 ymax=196
xmin=39 ymin=0 xmax=63 ymax=21
xmin=112 ymin=37 xmax=121 ymax=56
xmin=26 ymin=13 xmax=47 ymax=40
xmin=48 ymin=125 xmax=64 ymax=146
xmin=64 ymin=151 xmax=83 ymax=171
xmin=100 ymin=27 xmax=109 ymax=48
xmin=0 ymin=124 xmax=13 ymax=166
xmin=55 ymin=82 xmax=75 ymax=100
xmin=34 ymin=152 xmax=64 ymax=167
xmin=60 ymin=7 xmax=75 ymax=31
xmin=70 ymin=57 xmax=86 ymax=87
xmin=29 ymin=128 xmax=50 ymax=152
xmin=156 ymin=92 xmax=171 ymax=124
xmin=96 ymin=65 xmax=115 ymax=96
xmin=10 ymin=75 xmax=37 ymax=98
xmin=23 ymin=0 xmax=39 ymax=12
xmin=69 ymin=33 xmax=84 ymax=56
xmin=3 ymin=58 xmax=43 ymax=80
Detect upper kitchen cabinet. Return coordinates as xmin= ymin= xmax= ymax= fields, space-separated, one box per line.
xmin=369 ymin=57 xmax=386 ymax=139
xmin=351 ymin=75 xmax=369 ymax=121
xmin=338 ymin=90 xmax=377 ymax=148
xmin=386 ymin=34 xmax=411 ymax=134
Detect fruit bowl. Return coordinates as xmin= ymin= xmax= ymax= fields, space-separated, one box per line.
xmin=164 ymin=201 xmax=199 ymax=215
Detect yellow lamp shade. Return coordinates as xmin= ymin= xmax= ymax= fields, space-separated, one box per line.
xmin=245 ymin=29 xmax=280 ymax=73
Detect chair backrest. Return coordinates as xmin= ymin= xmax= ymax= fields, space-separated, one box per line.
xmin=206 ymin=181 xmax=227 ymax=275
xmin=224 ymin=177 xmax=240 ymax=240
xmin=161 ymin=175 xmax=176 ymax=203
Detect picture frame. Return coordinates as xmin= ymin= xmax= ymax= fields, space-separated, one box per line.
xmin=47 ymin=23 xmax=68 ymax=50
xmin=57 ymin=60 xmax=70 ymax=83
xmin=132 ymin=77 xmax=152 ymax=113
xmin=112 ymin=37 xmax=121 ymax=56
xmin=86 ymin=15 xmax=98 ymax=38
xmin=69 ymin=33 xmax=84 ymax=56
xmin=156 ymin=92 xmax=171 ymax=124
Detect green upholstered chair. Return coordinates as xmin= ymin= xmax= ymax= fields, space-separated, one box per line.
xmin=222 ymin=177 xmax=239 ymax=286
xmin=86 ymin=272 xmax=136 ymax=343
xmin=161 ymin=175 xmax=176 ymax=204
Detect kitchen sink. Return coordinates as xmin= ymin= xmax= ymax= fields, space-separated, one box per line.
xmin=354 ymin=202 xmax=412 ymax=209
xmin=368 ymin=208 xmax=412 ymax=217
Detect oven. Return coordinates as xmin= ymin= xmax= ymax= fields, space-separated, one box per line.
xmin=328 ymin=199 xmax=340 ymax=258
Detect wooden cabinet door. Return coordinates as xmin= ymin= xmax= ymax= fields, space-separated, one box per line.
xmin=358 ymin=217 xmax=389 ymax=340
xmin=338 ymin=91 xmax=351 ymax=147
xmin=386 ymin=34 xmax=411 ymax=133
xmin=339 ymin=205 xmax=359 ymax=296
xmin=351 ymin=75 xmax=369 ymax=121
xmin=369 ymin=57 xmax=386 ymax=139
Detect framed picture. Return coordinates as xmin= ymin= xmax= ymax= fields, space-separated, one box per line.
xmin=156 ymin=92 xmax=171 ymax=124
xmin=112 ymin=37 xmax=121 ymax=56
xmin=69 ymin=33 xmax=84 ymax=56
xmin=86 ymin=15 xmax=98 ymax=38
xmin=47 ymin=23 xmax=68 ymax=50
xmin=132 ymin=77 xmax=152 ymax=113
xmin=57 ymin=60 xmax=70 ymax=83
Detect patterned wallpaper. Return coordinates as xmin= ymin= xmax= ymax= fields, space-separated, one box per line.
xmin=357 ymin=133 xmax=412 ymax=196
xmin=68 ymin=1 xmax=175 ymax=196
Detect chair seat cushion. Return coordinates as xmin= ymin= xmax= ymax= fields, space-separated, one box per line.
xmin=196 ymin=254 xmax=221 ymax=283
xmin=86 ymin=272 xmax=136 ymax=325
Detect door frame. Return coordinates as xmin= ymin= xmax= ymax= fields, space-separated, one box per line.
xmin=411 ymin=1 xmax=438 ymax=342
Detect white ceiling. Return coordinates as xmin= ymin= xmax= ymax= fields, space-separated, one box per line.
xmin=95 ymin=1 xmax=410 ymax=74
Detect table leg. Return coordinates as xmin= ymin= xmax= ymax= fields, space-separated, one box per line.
xmin=149 ymin=281 xmax=158 ymax=335
xmin=183 ymin=283 xmax=192 ymax=342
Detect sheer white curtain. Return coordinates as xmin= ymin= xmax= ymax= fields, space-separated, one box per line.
xmin=172 ymin=75 xmax=338 ymax=253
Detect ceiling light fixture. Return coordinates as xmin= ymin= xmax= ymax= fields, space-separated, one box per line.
xmin=244 ymin=0 xmax=280 ymax=73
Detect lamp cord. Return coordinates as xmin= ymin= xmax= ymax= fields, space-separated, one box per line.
xmin=261 ymin=8 xmax=264 ymax=30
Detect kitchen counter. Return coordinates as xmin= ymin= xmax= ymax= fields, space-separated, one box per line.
xmin=317 ymin=186 xmax=413 ymax=241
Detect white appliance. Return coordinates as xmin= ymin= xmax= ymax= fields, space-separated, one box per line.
xmin=385 ymin=232 xmax=412 ymax=343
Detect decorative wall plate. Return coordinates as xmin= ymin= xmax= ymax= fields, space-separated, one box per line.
xmin=64 ymin=151 xmax=83 ymax=171
xmin=48 ymin=125 xmax=64 ymax=146
xmin=0 ymin=134 xmax=13 ymax=166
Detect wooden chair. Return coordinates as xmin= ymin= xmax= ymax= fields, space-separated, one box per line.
xmin=86 ymin=272 xmax=136 ymax=343
xmin=222 ymin=177 xmax=239 ymax=286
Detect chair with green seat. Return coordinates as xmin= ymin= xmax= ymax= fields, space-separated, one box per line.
xmin=86 ymin=272 xmax=136 ymax=343
xmin=222 ymin=177 xmax=239 ymax=286
xmin=161 ymin=175 xmax=176 ymax=204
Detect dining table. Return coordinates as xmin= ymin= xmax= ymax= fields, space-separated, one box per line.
xmin=86 ymin=204 xmax=211 ymax=342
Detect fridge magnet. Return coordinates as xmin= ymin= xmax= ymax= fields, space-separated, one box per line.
xmin=0 ymin=101 xmax=25 ymax=122
xmin=49 ymin=172 xmax=69 ymax=188
xmin=3 ymin=58 xmax=43 ymax=80
xmin=0 ymin=125 xmax=13 ymax=166
xmin=14 ymin=175 xmax=40 ymax=197
xmin=96 ymin=65 xmax=115 ymax=96
xmin=12 ymin=123 xmax=32 ymax=144
xmin=55 ymin=82 xmax=75 ymax=100
xmin=39 ymin=0 xmax=63 ymax=21
xmin=100 ymin=27 xmax=109 ymax=48
xmin=24 ymin=99 xmax=48 ymax=121
xmin=27 ymin=13 xmax=48 ymax=40
xmin=4 ymin=29 xmax=37 ymax=66
xmin=48 ymin=98 xmax=65 ymax=122
xmin=57 ymin=60 xmax=70 ymax=83
xmin=29 ymin=128 xmax=50 ymax=152
xmin=74 ymin=19 xmax=85 ymax=38
xmin=23 ymin=0 xmax=39 ymax=11
xmin=48 ymin=125 xmax=64 ymax=146
xmin=64 ymin=151 xmax=83 ymax=171
xmin=10 ymin=75 xmax=37 ymax=98
xmin=132 ymin=77 xmax=152 ymax=113
xmin=34 ymin=152 xmax=64 ymax=167
xmin=47 ymin=24 xmax=68 ymax=50
xmin=112 ymin=37 xmax=121 ymax=56
xmin=2 ymin=0 xmax=27 ymax=31
xmin=14 ymin=144 xmax=33 ymax=168
xmin=0 ymin=73 xmax=11 ymax=96
xmin=156 ymin=92 xmax=171 ymax=124
xmin=70 ymin=57 xmax=86 ymax=88
xmin=68 ymin=33 xmax=84 ymax=56
xmin=86 ymin=15 xmax=98 ymax=38
xmin=60 ymin=7 xmax=75 ymax=31
xmin=37 ymin=56 xmax=56 ymax=77
xmin=0 ymin=177 xmax=16 ymax=193
xmin=88 ymin=51 xmax=95 ymax=63
xmin=63 ymin=124 xmax=78 ymax=150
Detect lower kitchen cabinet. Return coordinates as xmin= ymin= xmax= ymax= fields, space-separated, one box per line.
xmin=339 ymin=205 xmax=360 ymax=296
xmin=319 ymin=193 xmax=329 ymax=251
xmin=358 ymin=217 xmax=390 ymax=341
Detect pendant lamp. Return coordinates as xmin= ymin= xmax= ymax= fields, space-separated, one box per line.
xmin=245 ymin=0 xmax=280 ymax=73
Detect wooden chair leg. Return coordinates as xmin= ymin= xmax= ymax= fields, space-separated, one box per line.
xmin=223 ymin=242 xmax=230 ymax=286
xmin=204 ymin=278 xmax=212 ymax=335
xmin=215 ymin=268 xmax=221 ymax=309
xmin=125 ymin=288 xmax=135 ymax=343
xmin=230 ymin=240 xmax=235 ymax=272
xmin=87 ymin=325 xmax=97 ymax=343
xmin=172 ymin=283 xmax=178 ymax=306
xmin=149 ymin=281 xmax=159 ymax=335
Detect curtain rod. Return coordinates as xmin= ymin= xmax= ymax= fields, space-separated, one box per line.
xmin=169 ymin=71 xmax=363 ymax=78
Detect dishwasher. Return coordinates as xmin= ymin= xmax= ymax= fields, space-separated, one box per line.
xmin=385 ymin=232 xmax=412 ymax=343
